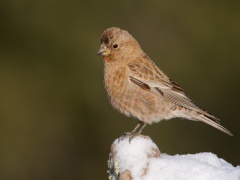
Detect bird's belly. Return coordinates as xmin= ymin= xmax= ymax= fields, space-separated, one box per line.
xmin=105 ymin=77 xmax=172 ymax=124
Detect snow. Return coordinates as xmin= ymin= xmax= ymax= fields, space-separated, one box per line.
xmin=108 ymin=136 xmax=240 ymax=180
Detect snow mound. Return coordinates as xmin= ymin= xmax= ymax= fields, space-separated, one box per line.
xmin=108 ymin=136 xmax=240 ymax=180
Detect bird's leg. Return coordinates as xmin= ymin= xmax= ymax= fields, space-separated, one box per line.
xmin=119 ymin=121 xmax=142 ymax=142
xmin=119 ymin=121 xmax=147 ymax=142
xmin=129 ymin=123 xmax=146 ymax=142
xmin=127 ymin=121 xmax=143 ymax=135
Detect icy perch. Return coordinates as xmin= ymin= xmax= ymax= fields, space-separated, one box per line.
xmin=108 ymin=136 xmax=240 ymax=180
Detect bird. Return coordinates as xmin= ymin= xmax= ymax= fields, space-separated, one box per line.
xmin=97 ymin=27 xmax=232 ymax=141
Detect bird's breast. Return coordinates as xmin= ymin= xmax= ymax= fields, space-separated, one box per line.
xmin=104 ymin=66 xmax=129 ymax=100
xmin=103 ymin=65 xmax=170 ymax=122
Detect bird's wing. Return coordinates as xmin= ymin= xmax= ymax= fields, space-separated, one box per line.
xmin=128 ymin=58 xmax=215 ymax=117
xmin=127 ymin=57 xmax=235 ymax=136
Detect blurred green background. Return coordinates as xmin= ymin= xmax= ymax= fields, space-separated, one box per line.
xmin=0 ymin=0 xmax=239 ymax=179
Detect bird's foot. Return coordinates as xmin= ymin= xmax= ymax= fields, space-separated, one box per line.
xmin=118 ymin=122 xmax=147 ymax=143
xmin=118 ymin=132 xmax=131 ymax=142
xmin=118 ymin=131 xmax=141 ymax=143
xmin=128 ymin=131 xmax=142 ymax=142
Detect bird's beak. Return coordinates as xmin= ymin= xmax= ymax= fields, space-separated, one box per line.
xmin=97 ymin=44 xmax=109 ymax=56
xmin=97 ymin=49 xmax=103 ymax=55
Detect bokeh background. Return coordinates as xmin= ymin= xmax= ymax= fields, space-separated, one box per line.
xmin=0 ymin=0 xmax=239 ymax=179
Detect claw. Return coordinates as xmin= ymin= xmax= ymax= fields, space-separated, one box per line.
xmin=118 ymin=132 xmax=132 ymax=142
xmin=118 ymin=122 xmax=147 ymax=143
xmin=129 ymin=132 xmax=140 ymax=142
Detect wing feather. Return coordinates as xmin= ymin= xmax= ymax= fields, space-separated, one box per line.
xmin=127 ymin=57 xmax=234 ymax=136
xmin=128 ymin=58 xmax=213 ymax=116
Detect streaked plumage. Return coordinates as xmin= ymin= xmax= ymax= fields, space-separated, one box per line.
xmin=98 ymin=27 xmax=232 ymax=139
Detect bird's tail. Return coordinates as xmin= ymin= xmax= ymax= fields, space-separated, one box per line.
xmin=190 ymin=111 xmax=233 ymax=136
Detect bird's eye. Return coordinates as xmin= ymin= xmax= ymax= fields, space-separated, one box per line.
xmin=113 ymin=44 xmax=118 ymax=49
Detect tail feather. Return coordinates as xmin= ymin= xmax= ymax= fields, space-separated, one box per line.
xmin=193 ymin=112 xmax=233 ymax=136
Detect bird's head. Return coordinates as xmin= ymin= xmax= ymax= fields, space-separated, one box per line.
xmin=97 ymin=27 xmax=142 ymax=61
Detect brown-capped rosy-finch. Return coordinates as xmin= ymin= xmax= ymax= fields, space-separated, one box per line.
xmin=97 ymin=27 xmax=232 ymax=140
